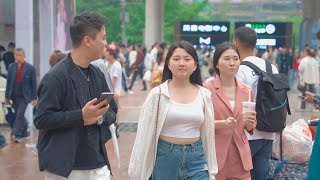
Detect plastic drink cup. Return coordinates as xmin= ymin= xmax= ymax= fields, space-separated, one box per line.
xmin=242 ymin=102 xmax=256 ymax=122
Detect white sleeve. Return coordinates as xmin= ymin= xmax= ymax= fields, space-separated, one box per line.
xmin=271 ymin=64 xmax=279 ymax=74
xmin=128 ymin=89 xmax=158 ymax=179
xmin=236 ymin=65 xmax=248 ymax=84
xmin=112 ymin=62 xmax=122 ymax=78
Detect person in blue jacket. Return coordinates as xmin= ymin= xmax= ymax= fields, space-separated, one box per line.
xmin=5 ymin=48 xmax=37 ymax=143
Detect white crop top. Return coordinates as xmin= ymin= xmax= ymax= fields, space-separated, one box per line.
xmin=161 ymin=91 xmax=204 ymax=138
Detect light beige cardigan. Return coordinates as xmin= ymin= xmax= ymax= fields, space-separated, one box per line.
xmin=128 ymin=81 xmax=218 ymax=180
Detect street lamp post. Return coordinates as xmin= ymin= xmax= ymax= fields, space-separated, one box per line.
xmin=121 ymin=0 xmax=127 ymax=46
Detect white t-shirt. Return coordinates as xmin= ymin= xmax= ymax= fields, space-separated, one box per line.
xmin=236 ymin=56 xmax=278 ymax=141
xmin=91 ymin=59 xmax=113 ymax=93
xmin=150 ymin=47 xmax=158 ymax=64
xmin=128 ymin=51 xmax=137 ymax=66
xmin=105 ymin=61 xmax=123 ymax=95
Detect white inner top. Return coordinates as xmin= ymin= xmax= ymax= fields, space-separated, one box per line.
xmin=161 ymin=91 xmax=204 ymax=138
xmin=229 ymin=100 xmax=235 ymax=111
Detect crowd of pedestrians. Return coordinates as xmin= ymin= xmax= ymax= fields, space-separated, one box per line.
xmin=0 ymin=10 xmax=320 ymax=180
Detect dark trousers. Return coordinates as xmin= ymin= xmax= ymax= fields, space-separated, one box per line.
xmin=129 ymin=66 xmax=146 ymax=90
xmin=300 ymin=83 xmax=316 ymax=109
xmin=12 ymin=97 xmax=29 ymax=138
xmin=249 ymin=139 xmax=273 ymax=180
xmin=122 ymin=71 xmax=128 ymax=92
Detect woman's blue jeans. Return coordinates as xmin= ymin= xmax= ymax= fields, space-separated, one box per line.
xmin=153 ymin=139 xmax=209 ymax=180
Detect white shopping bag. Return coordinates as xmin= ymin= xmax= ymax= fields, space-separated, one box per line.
xmin=272 ymin=119 xmax=313 ymax=163
xmin=110 ymin=123 xmax=120 ymax=168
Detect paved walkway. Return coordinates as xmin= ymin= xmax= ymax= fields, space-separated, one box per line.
xmin=0 ymin=81 xmax=318 ymax=179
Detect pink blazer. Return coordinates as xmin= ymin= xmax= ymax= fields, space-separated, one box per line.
xmin=204 ymin=76 xmax=254 ymax=171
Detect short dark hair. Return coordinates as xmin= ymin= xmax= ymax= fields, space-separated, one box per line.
xmin=213 ymin=42 xmax=240 ymax=76
xmin=8 ymin=42 xmax=15 ymax=48
xmin=0 ymin=45 xmax=5 ymax=52
xmin=70 ymin=12 xmax=107 ymax=48
xmin=49 ymin=50 xmax=65 ymax=67
xmin=159 ymin=42 xmax=166 ymax=50
xmin=162 ymin=40 xmax=202 ymax=86
xmin=107 ymin=50 xmax=118 ymax=59
xmin=304 ymin=47 xmax=312 ymax=56
xmin=234 ymin=26 xmax=257 ymax=49
xmin=119 ymin=44 xmax=126 ymax=48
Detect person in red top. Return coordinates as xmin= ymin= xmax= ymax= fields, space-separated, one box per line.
xmin=5 ymin=48 xmax=37 ymax=142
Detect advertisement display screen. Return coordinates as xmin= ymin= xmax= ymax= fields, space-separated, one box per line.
xmin=176 ymin=21 xmax=230 ymax=47
xmin=234 ymin=22 xmax=292 ymax=49
xmin=53 ymin=0 xmax=75 ymax=52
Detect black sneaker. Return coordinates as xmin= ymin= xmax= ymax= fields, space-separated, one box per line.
xmin=14 ymin=132 xmax=30 ymax=143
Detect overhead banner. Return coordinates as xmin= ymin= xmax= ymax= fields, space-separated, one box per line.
xmin=235 ymin=22 xmax=293 ymax=49
xmin=175 ymin=21 xmax=230 ymax=47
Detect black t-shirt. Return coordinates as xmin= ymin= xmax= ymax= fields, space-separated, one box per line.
xmin=2 ymin=51 xmax=15 ymax=70
xmin=73 ymin=65 xmax=106 ymax=170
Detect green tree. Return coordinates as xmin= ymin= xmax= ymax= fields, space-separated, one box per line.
xmin=76 ymin=0 xmax=122 ymax=43
xmin=77 ymin=0 xmax=210 ymax=45
xmin=164 ymin=0 xmax=210 ymax=43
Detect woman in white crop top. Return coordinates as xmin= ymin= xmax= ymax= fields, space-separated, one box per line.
xmin=129 ymin=41 xmax=218 ymax=180
xmin=204 ymin=42 xmax=256 ymax=180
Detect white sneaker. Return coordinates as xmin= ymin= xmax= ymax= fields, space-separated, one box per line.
xmin=128 ymin=90 xmax=134 ymax=94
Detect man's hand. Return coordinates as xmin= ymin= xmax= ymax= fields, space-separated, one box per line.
xmin=31 ymin=100 xmax=38 ymax=106
xmin=82 ymin=98 xmax=110 ymax=126
xmin=303 ymin=91 xmax=315 ymax=103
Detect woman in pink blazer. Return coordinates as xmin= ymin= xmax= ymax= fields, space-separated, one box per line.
xmin=204 ymin=42 xmax=256 ymax=180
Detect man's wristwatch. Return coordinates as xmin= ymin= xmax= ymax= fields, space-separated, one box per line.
xmin=97 ymin=116 xmax=103 ymax=125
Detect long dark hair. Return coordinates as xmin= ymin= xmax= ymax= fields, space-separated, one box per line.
xmin=161 ymin=40 xmax=202 ymax=86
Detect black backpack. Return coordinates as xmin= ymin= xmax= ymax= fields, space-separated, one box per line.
xmin=241 ymin=60 xmax=291 ymax=132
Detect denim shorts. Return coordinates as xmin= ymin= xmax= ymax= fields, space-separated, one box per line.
xmin=153 ymin=139 xmax=209 ymax=180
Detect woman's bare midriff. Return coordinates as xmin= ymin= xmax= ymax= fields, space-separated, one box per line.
xmin=159 ymin=135 xmax=200 ymax=144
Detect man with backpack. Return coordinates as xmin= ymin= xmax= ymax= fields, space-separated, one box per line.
xmin=234 ymin=27 xmax=290 ymax=180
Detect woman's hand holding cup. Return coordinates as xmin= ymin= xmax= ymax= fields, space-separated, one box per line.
xmin=243 ymin=111 xmax=256 ymax=131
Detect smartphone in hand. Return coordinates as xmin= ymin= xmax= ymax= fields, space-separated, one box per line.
xmin=94 ymin=92 xmax=114 ymax=107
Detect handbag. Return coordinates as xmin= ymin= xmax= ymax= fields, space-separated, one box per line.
xmin=151 ymin=70 xmax=162 ymax=88
xmin=143 ymin=70 xmax=152 ymax=81
xmin=149 ymin=86 xmax=161 ymax=180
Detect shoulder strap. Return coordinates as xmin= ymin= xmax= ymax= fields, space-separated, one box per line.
xmin=269 ymin=160 xmax=286 ymax=179
xmin=265 ymin=60 xmax=272 ymax=73
xmin=241 ymin=61 xmax=262 ymax=74
xmin=151 ymin=86 xmax=161 ymax=180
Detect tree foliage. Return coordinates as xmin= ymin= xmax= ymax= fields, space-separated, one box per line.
xmin=76 ymin=0 xmax=210 ymax=45
xmin=76 ymin=0 xmax=302 ymax=48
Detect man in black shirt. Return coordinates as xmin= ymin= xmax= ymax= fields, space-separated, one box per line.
xmin=34 ymin=12 xmax=117 ymax=179
xmin=2 ymin=42 xmax=15 ymax=72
